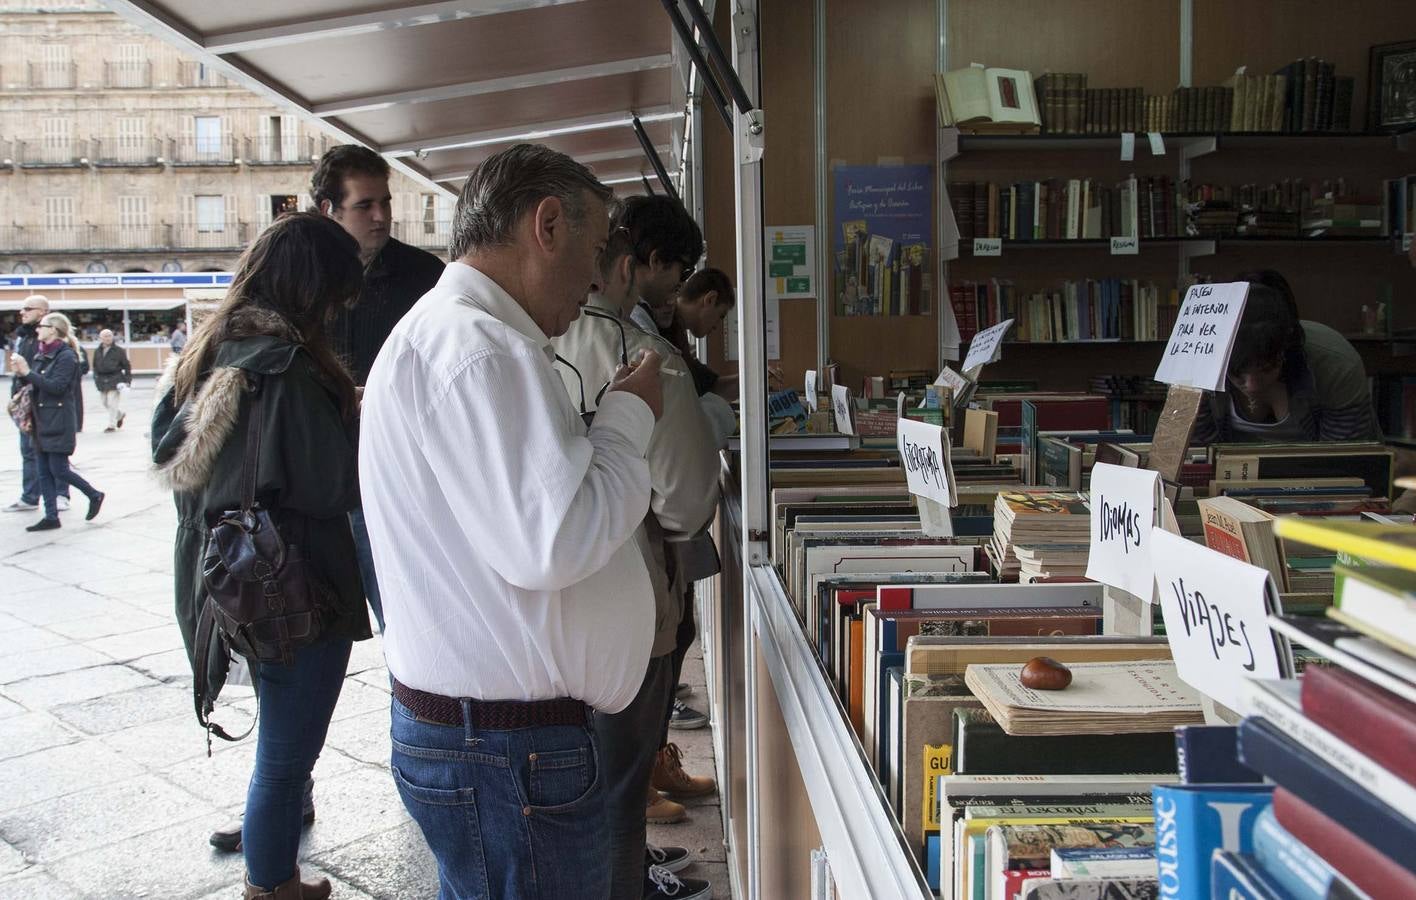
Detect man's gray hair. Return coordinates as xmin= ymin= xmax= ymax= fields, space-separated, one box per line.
xmin=450 ymin=143 xmax=613 ymax=259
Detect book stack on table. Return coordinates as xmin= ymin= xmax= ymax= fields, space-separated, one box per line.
xmin=1213 ymin=518 xmax=1416 ymax=899
xmin=986 ymin=491 xmax=1091 ymax=582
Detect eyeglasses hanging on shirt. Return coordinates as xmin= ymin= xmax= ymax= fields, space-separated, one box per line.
xmin=553 ymin=308 xmax=629 ymax=428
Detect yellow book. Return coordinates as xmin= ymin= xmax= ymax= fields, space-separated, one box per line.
xmin=1275 ymin=519 xmax=1416 ymax=572
xmin=922 ymin=744 xmax=954 ymax=837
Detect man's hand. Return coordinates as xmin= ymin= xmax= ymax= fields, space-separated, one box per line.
xmin=608 ymin=349 xmax=664 ymax=420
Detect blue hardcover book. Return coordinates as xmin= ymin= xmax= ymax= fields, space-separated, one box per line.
xmin=926 ymin=833 xmax=940 ymax=888
xmin=875 ymin=651 xmax=903 ymax=786
xmin=1212 ymin=851 xmax=1297 ymax=900
xmin=1174 ymin=725 xmax=1262 ymax=784
xmin=1154 ymin=783 xmax=1273 ymax=899
xmin=1237 ymin=716 xmax=1416 ymax=875
xmin=1252 ymin=807 xmax=1364 ymax=900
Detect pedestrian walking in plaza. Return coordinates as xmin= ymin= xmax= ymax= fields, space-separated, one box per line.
xmin=92 ymin=329 xmax=132 ymax=432
xmin=8 ymin=312 xmax=105 ymax=531
xmin=152 ymin=213 xmax=373 ymax=900
xmin=4 ymin=294 xmax=68 ymax=513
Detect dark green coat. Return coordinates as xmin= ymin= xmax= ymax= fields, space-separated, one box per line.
xmin=151 ymin=336 xmax=372 ymax=694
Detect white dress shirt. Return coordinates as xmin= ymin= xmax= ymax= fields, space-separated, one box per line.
xmin=359 ymin=262 xmax=657 ymax=713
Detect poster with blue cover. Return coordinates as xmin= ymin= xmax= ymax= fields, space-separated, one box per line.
xmin=832 ymin=165 xmax=933 ymax=317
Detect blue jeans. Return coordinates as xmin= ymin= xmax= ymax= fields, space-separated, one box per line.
xmin=391 ymin=697 xmax=609 ymax=900
xmin=17 ymin=430 xmax=66 ymax=504
xmin=37 ymin=451 xmax=96 ymax=519
xmin=348 ymin=506 xmax=384 ymax=632
xmin=243 ymin=638 xmax=351 ymax=890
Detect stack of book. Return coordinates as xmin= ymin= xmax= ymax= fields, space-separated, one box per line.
xmin=987 ymin=491 xmax=1091 ymax=581
xmin=1227 ymin=518 xmax=1416 ymax=897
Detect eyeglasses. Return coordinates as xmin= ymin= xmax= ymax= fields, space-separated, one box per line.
xmin=22 ymin=306 xmax=44 ymax=312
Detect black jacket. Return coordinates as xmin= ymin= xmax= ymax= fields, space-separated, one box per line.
xmin=92 ymin=343 xmax=132 ymax=392
xmin=152 ymin=335 xmax=372 ymax=690
xmin=9 ymin=323 xmax=37 ymax=397
xmin=329 ymin=237 xmax=444 ymax=385
xmin=22 ymin=342 xmax=82 ymax=455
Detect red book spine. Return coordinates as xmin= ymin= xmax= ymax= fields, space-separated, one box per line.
xmin=1272 ymin=788 xmax=1416 ymax=898
xmin=877 ymin=586 xmax=913 ymax=612
xmin=1301 ymin=664 xmax=1416 ymax=785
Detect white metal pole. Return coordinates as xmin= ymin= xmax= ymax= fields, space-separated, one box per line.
xmin=813 ymin=0 xmax=828 ymax=374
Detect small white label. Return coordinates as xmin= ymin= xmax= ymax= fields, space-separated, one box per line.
xmin=1404 ymin=232 xmax=1413 ymax=253
xmin=1148 ymin=132 xmax=1166 ymax=155
xmin=1110 ymin=235 xmax=1140 ymax=255
xmin=803 ymin=369 xmax=818 ymax=411
xmin=1120 ymin=132 xmax=1135 ymax=162
xmin=831 ymin=383 xmax=854 ymax=435
xmin=973 ymin=237 xmax=1002 ymax=257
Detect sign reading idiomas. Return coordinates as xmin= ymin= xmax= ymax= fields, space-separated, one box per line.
xmin=896 ymin=417 xmax=955 ymax=507
xmin=1149 ymin=528 xmax=1286 ymax=711
xmin=1154 ymin=281 xmax=1251 ymax=391
xmin=1085 ymin=463 xmax=1162 ymax=600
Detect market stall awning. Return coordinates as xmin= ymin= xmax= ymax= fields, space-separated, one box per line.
xmin=0 ymin=298 xmax=188 ymax=312
xmin=99 ymin=0 xmax=694 ymax=197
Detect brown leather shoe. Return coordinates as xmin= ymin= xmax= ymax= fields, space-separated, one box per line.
xmin=646 ymin=782 xmax=687 ymax=825
xmin=243 ymin=869 xmax=331 ymax=899
xmin=652 ymin=742 xmax=717 ymax=799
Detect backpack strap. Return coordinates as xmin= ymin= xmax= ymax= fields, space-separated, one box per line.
xmin=239 ymin=374 xmax=265 ymax=514
xmin=192 ymin=594 xmax=256 ymax=754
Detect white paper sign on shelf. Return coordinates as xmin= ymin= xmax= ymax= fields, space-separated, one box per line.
xmin=804 ymin=369 xmax=818 ymax=411
xmin=1147 ymin=132 xmax=1166 ymax=155
xmin=1120 ymin=132 xmax=1135 ymax=162
xmin=1150 ymin=528 xmax=1285 ymax=711
xmin=1110 ymin=235 xmax=1139 ymax=255
xmin=973 ymin=237 xmax=1002 ymax=256
xmin=962 ymin=318 xmax=1015 ymax=374
xmin=831 ymin=383 xmax=854 ymax=435
xmin=1153 ymin=282 xmax=1251 ymax=391
xmin=896 ymin=416 xmax=955 ymax=507
xmin=896 ymin=391 xmax=907 ymax=418
xmin=1085 ymin=463 xmax=1161 ymax=600
xmin=934 ymin=365 xmax=970 ymax=401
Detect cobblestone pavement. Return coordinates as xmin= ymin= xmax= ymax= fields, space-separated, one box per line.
xmin=0 ymin=376 xmax=729 ymax=899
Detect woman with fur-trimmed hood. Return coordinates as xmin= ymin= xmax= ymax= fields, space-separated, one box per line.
xmin=151 ymin=212 xmax=372 ymax=900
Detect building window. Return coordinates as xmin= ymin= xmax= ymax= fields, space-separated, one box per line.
xmin=119 ymin=196 xmax=150 ymax=228
xmin=41 ymin=116 xmax=72 ymax=157
xmin=116 ymin=116 xmax=146 ymax=161
xmin=194 ymin=116 xmax=222 ymax=156
xmin=45 ymin=196 xmax=75 ymax=229
xmin=39 ymin=44 xmax=72 ymax=88
xmin=111 ymin=43 xmax=146 ymax=87
xmin=421 ymin=193 xmax=450 ymax=234
xmin=194 ymin=195 xmax=225 ymax=232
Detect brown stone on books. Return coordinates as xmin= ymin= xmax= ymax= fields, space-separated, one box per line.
xmin=1020 ymin=656 xmax=1073 ymax=690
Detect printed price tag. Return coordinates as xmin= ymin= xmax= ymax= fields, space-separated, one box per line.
xmin=1154 ymin=282 xmax=1251 ymax=391
xmin=973 ymin=237 xmax=1002 ymax=257
xmin=1150 ymin=528 xmax=1285 ymax=711
xmin=1120 ymin=132 xmax=1135 ymax=162
xmin=1147 ymin=132 xmax=1166 ymax=155
xmin=1110 ymin=236 xmax=1139 ymax=255
xmin=832 ymin=383 xmax=854 ymax=435
xmin=1085 ymin=463 xmax=1161 ymax=600
xmin=962 ymin=318 xmax=1015 ymax=373
xmin=804 ymin=369 xmax=818 ymax=411
xmin=896 ymin=417 xmax=955 ymax=507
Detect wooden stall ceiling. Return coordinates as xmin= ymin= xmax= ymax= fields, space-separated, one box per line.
xmin=756 ymin=647 xmax=825 ymax=900
xmin=1192 ymin=0 xmax=1416 ymax=126
xmin=825 ymin=0 xmax=940 ymax=388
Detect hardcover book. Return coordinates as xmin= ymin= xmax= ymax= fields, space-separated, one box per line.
xmin=952 ymin=708 xmax=1178 ymax=776
xmin=1300 ymin=662 xmax=1416 ymax=786
xmin=1251 ymin=806 xmax=1364 ymax=900
xmin=1173 ymin=725 xmax=1261 ymax=785
xmin=1271 ymin=787 xmax=1416 ymax=899
xmin=1022 ymin=878 xmax=1160 ymax=900
xmin=1050 ymin=846 xmax=1157 ymax=880
xmin=1152 ymin=784 xmax=1273 ymax=900
xmin=1210 ymin=851 xmax=1290 ymax=900
xmin=963 ymin=660 xmax=1204 ymax=736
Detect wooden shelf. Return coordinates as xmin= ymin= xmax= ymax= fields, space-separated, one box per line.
xmin=959 ymin=236 xmax=1393 ymax=252
xmin=954 ymin=131 xmax=1414 ymax=153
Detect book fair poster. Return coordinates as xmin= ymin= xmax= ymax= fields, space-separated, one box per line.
xmin=765 ymin=226 xmax=815 ymax=300
xmin=832 ymin=165 xmax=933 ymax=317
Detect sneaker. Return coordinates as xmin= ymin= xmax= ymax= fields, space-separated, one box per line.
xmin=653 ymin=742 xmax=717 ymax=798
xmin=645 ymin=783 xmax=686 ymax=825
xmin=644 ymin=865 xmax=711 ymax=899
xmin=103 ymin=426 xmax=116 ymax=433
xmin=3 ymin=499 xmax=38 ymax=513
xmin=86 ymin=492 xmax=104 ymax=521
xmin=117 ymin=412 xmax=126 ymax=429
xmin=56 ymin=496 xmax=70 ymax=512
xmin=675 ymin=682 xmax=692 ymax=699
xmin=25 ymin=517 xmax=61 ymax=532
xmin=669 ymin=699 xmax=708 ymax=730
xmin=646 ymin=844 xmax=692 ymax=874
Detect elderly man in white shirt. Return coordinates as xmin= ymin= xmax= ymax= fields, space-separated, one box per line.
xmin=359 ymin=143 xmax=664 ymax=900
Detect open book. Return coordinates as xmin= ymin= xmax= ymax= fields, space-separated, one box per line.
xmin=936 ymin=65 xmax=1041 ymax=133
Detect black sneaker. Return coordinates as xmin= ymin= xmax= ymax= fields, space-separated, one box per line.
xmin=644 ymin=865 xmax=711 ymax=899
xmin=646 ymin=844 xmax=692 ymax=874
xmin=86 ymin=492 xmax=105 ymax=521
xmin=25 ymin=518 xmax=61 ymax=532
xmin=669 ymin=699 xmax=708 ymax=730
xmin=675 ymin=682 xmax=692 ymax=699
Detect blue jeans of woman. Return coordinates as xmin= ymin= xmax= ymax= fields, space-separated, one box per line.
xmin=243 ymin=637 xmax=351 ymax=890
xmin=37 ymin=450 xmax=96 ymax=519
xmin=390 ymin=697 xmax=609 ymax=900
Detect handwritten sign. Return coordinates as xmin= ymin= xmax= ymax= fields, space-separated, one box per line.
xmin=962 ymin=318 xmax=1015 ymax=374
xmin=973 ymin=237 xmax=1002 ymax=256
xmin=1150 ymin=528 xmax=1285 ymax=711
xmin=1085 ymin=463 xmax=1161 ymax=599
xmin=896 ymin=417 xmax=955 ymax=507
xmin=1110 ymin=235 xmax=1139 ymax=255
xmin=804 ymin=369 xmax=818 ymax=411
xmin=831 ymin=383 xmax=854 ymax=435
xmin=1153 ymin=282 xmax=1250 ymax=391
xmin=933 ymin=366 xmax=970 ymax=404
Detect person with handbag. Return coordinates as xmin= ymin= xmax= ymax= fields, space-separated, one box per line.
xmin=151 ymin=212 xmax=373 ymax=900
xmin=4 ymin=294 xmax=69 ymax=513
xmin=8 ymin=312 xmax=105 ymax=532
xmin=92 ymin=328 xmax=132 ymax=432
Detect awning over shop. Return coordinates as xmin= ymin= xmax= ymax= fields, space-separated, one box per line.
xmin=0 ymin=298 xmax=188 ymax=312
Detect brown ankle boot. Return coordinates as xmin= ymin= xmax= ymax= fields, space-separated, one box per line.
xmin=652 ymin=742 xmax=717 ymax=799
xmin=645 ymin=781 xmax=687 ymax=825
xmin=243 ymin=869 xmax=332 ymax=900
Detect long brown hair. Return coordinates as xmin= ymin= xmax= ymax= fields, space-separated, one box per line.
xmin=172 ymin=212 xmax=362 ymax=418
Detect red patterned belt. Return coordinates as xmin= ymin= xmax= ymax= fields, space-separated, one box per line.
xmin=391 ymin=677 xmax=588 ymax=730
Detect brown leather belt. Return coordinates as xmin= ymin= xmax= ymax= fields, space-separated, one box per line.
xmin=391 ymin=677 xmax=588 ymax=730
